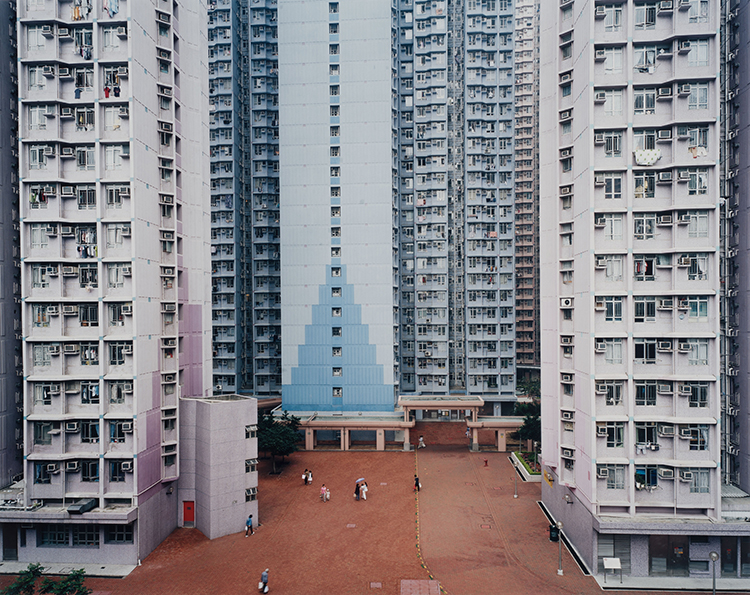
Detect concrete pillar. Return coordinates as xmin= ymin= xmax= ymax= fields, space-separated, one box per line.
xmin=403 ymin=427 xmax=411 ymax=451
xmin=497 ymin=430 xmax=506 ymax=452
xmin=305 ymin=428 xmax=314 ymax=451
xmin=472 ymin=408 xmax=478 ymax=423
xmin=376 ymin=429 xmax=385 ymax=451
xmin=313 ymin=430 xmax=318 ymax=448
xmin=404 ymin=407 xmax=409 ymax=422
xmin=471 ymin=428 xmax=479 ymax=452
xmin=341 ymin=429 xmax=348 ymax=451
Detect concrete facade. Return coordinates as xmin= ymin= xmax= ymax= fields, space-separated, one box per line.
xmin=540 ymin=0 xmax=750 ymax=582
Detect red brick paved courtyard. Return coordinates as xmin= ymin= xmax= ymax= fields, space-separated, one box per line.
xmin=1 ymin=447 xmax=744 ymax=594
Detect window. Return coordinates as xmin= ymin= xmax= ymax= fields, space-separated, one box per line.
xmin=687 ymin=39 xmax=709 ymax=67
xmin=76 ymin=146 xmax=95 ymax=170
xmin=32 ymin=304 xmax=50 ymax=328
xmin=633 ymin=130 xmax=657 ymax=151
xmin=109 ymin=461 xmax=126 ymax=483
xmin=634 ymin=4 xmax=656 ymax=29
xmin=604 ymin=5 xmax=622 ymax=31
xmin=687 ymin=338 xmax=709 ymax=365
xmin=333 ymin=347 xmax=342 ymax=357
xmin=603 ymin=47 xmax=623 ymax=74
xmin=635 ymin=422 xmax=657 ymax=444
xmin=74 ymin=67 xmax=94 ymax=89
xmin=634 ymin=297 xmax=656 ymax=322
xmin=634 ymin=466 xmax=658 ymax=489
xmin=72 ymin=28 xmax=93 ymax=48
xmin=604 ymin=90 xmax=622 ymax=116
xmin=688 ymin=83 xmax=708 ymax=110
xmin=634 ymin=45 xmax=657 ymax=69
xmin=105 ymin=145 xmax=124 ymax=170
xmin=30 ymin=223 xmax=48 ymax=249
xmin=81 ymin=420 xmax=100 ymax=443
xmin=601 ymin=381 xmax=623 ymax=406
xmin=33 ymin=344 xmax=52 ymax=367
xmin=604 ymin=297 xmax=622 ymax=322
xmin=81 ymin=460 xmax=99 ymax=482
xmin=689 ymin=468 xmax=710 ymax=493
xmin=561 ymin=83 xmax=571 ymax=97
xmin=688 ymin=0 xmax=709 ymax=23
xmin=604 ymin=255 xmax=623 ymax=281
xmin=34 ymin=422 xmax=53 ymax=445
xmin=634 ymin=171 xmax=655 ymax=199
xmin=606 ymin=465 xmax=625 ymax=489
xmin=687 ymin=168 xmax=708 ymax=195
xmin=110 ymin=421 xmax=127 ymax=443
xmin=38 ymin=524 xmax=67 ymax=545
xmin=104 ymin=106 xmax=122 ymax=131
xmin=105 ymin=524 xmax=134 ymax=543
xmin=108 ymin=264 xmax=127 ymax=288
xmin=604 ymin=339 xmax=623 ymax=364
xmin=686 ymin=295 xmax=708 ymax=321
xmin=633 ymin=213 xmax=656 ymax=239
xmin=245 ymin=425 xmax=257 ymax=439
xmin=689 ymin=425 xmax=709 ymax=450
xmin=27 ymin=25 xmax=47 ymax=51
xmin=80 ymin=342 xmax=99 ymax=366
xmin=75 ymin=106 xmax=95 ymax=131
xmin=72 ymin=524 xmax=99 ymax=547
xmin=634 ymin=255 xmax=662 ymax=281
xmin=245 ymin=459 xmax=258 ymax=473
xmin=79 ymin=264 xmax=98 ymax=288
xmin=109 ymin=342 xmax=129 ymax=366
xmin=106 ymin=185 xmax=128 ymax=207
xmin=606 ymin=423 xmax=624 ymax=448
xmin=635 ymin=381 xmax=657 ymax=406
xmin=29 ymin=105 xmax=47 ymax=130
xmin=687 ymin=211 xmax=708 ymax=238
xmin=29 ymin=145 xmax=48 ymax=170
xmin=603 ymin=173 xmax=622 ymax=199
xmin=685 ymin=125 xmax=708 ymax=151
xmin=332 ymin=327 xmax=342 ymax=337
xmin=102 ymin=26 xmax=121 ymax=51
xmin=77 ymin=185 xmax=96 ymax=210
xmin=688 ymin=382 xmax=709 ymax=408
xmin=603 ymin=214 xmax=623 ymax=240
xmin=686 ymin=254 xmax=708 ymax=281
xmin=79 ymin=304 xmax=98 ymax=327
xmin=633 ymin=88 xmax=656 ymax=115
xmin=106 ymin=223 xmax=130 ymax=248
xmin=109 ymin=381 xmax=128 ymax=404
xmin=330 ymin=85 xmax=340 ymax=96
xmin=245 ymin=487 xmax=258 ymax=502
xmin=28 ymin=66 xmax=47 ymax=90
xmin=603 ymin=131 xmax=622 ymax=157
xmin=634 ymin=339 xmax=657 ymax=363
xmin=81 ymin=381 xmax=99 ymax=404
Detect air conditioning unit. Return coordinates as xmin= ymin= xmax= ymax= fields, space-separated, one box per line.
xmin=163 ymin=338 xmax=177 ymax=347
xmin=158 ymin=121 xmax=173 ymax=132
xmin=57 ymin=27 xmax=70 ymax=38
xmin=726 ymin=328 xmax=738 ymax=337
xmin=677 ymin=384 xmax=691 ymax=396
xmin=423 ymin=351 xmax=432 ymax=357
xmin=657 ymin=341 xmax=673 ymax=352
xmin=595 ymin=257 xmax=607 ymax=269
xmin=163 ymin=374 xmax=175 ymax=383
xmin=117 ymin=26 xmax=128 ymax=37
xmin=48 ymin=345 xmax=60 ymax=355
xmin=679 ymin=426 xmax=693 ymax=439
xmin=46 ymin=463 xmax=59 ymax=473
xmin=658 ymin=383 xmax=673 ymax=394
xmin=119 ymin=106 xmax=129 ymax=118
xmin=658 ymin=425 xmax=675 ymax=437
xmin=561 ymin=374 xmax=573 ymax=383
xmin=562 ymin=411 xmax=574 ymax=421
xmin=595 ymin=216 xmax=606 ymax=227
xmin=678 ymin=84 xmax=691 ymax=96
xmin=596 ymin=426 xmax=608 ymax=437
xmin=159 ymin=194 xmax=174 ymax=205
xmin=595 ymin=299 xmax=606 ymax=310
xmin=162 ymin=303 xmax=176 ymax=312
xmin=157 ymin=11 xmax=171 ymax=23
xmin=657 ymin=214 xmax=672 ymax=225
xmin=595 ymin=5 xmax=606 ymax=18
xmin=594 ymin=92 xmax=606 ymax=103
xmin=60 ymin=107 xmax=73 ymax=118
xmin=595 ymin=341 xmax=607 ymax=352
xmin=560 ymin=73 xmax=572 ymax=83
xmin=58 ymin=67 xmax=71 ymax=78
xmin=560 ymin=148 xmax=572 ymax=158
xmin=595 ymin=49 xmax=606 ymax=61
xmin=560 ymin=297 xmax=573 ymax=308
xmin=658 ymin=129 xmax=672 ymax=140
xmin=158 ymin=49 xmax=171 ymax=59
xmin=678 ymin=342 xmax=691 ymax=352
xmin=119 ymin=186 xmax=131 ymax=197
xmin=117 ymin=66 xmax=129 ymax=77
xmin=122 ymin=344 xmax=133 ymax=355
xmin=560 ymin=185 xmax=572 ymax=195
xmin=122 ymin=304 xmax=133 ymax=315
xmin=561 ymin=448 xmax=574 ymax=459
xmin=596 ymin=466 xmax=609 ymax=478
xmin=63 ymin=343 xmax=80 ymax=355
xmin=122 ymin=266 xmax=132 ymax=276
xmin=62 ymin=304 xmax=79 ymax=315
xmin=677 ymin=257 xmax=691 ymax=267
xmin=65 ymin=461 xmax=80 ymax=472
xmin=594 ymin=132 xmax=605 ymax=144
xmin=41 ymin=25 xmax=54 ymax=37
xmin=658 ymin=86 xmax=673 ymax=97
xmin=657 ymin=171 xmax=672 ymax=183
xmin=47 ymin=265 xmax=59 ymax=276
xmin=678 ymin=40 xmax=691 ymax=53
xmin=65 ymin=422 xmax=79 ymax=433
xmin=595 ymin=383 xmax=608 ymax=394
xmin=122 ymin=422 xmax=133 ymax=433
xmin=43 ymin=145 xmax=55 ymax=156
xmin=679 ymin=470 xmax=693 ymax=482
xmin=160 ymin=230 xmax=174 ymax=240
xmin=61 ymin=185 xmax=75 ymax=196
xmin=594 ymin=173 xmax=605 ymax=185
xmin=62 ymin=266 xmax=78 ymax=276
xmin=47 ymin=384 xmax=61 ymax=395
xmin=560 ymin=336 xmax=573 ymax=345
xmin=559 ymin=109 xmax=572 ymax=121
xmin=60 ymin=226 xmax=74 ymax=236
xmin=46 ymin=305 xmax=59 ymax=316
xmin=60 ymin=147 xmax=74 ymax=157
xmin=658 ymin=467 xmax=674 ymax=479
xmin=123 ymin=383 xmax=133 ymax=393
xmin=659 ymin=1 xmax=674 ymax=12
xmin=122 ymin=461 xmax=134 ymax=472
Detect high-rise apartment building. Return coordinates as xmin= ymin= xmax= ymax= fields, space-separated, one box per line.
xmin=0 ymin=1 xmax=23 ymax=488
xmin=513 ymin=0 xmax=540 ymax=372
xmin=541 ymin=0 xmax=750 ymax=581
xmin=208 ymin=0 xmax=281 ymax=398
xmin=278 ymin=0 xmax=517 ymax=415
xmin=0 ymin=0 xmax=256 ymax=567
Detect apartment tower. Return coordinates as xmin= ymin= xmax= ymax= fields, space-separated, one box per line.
xmin=541 ymin=0 xmax=750 ymax=581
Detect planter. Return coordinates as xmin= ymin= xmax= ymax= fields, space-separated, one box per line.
xmin=511 ymin=451 xmax=542 ymax=482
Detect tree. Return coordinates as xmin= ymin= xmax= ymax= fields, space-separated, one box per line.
xmin=513 ymin=401 xmax=540 ymax=418
xmin=1 ymin=565 xmax=91 ymax=595
xmin=517 ymin=377 xmax=540 ymax=397
xmin=258 ymin=410 xmax=301 ymax=474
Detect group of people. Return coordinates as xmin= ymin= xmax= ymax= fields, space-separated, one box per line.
xmin=354 ymin=480 xmax=368 ymax=501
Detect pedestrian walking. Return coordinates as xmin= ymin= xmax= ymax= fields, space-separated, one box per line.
xmin=321 ymin=484 xmax=327 ymax=502
xmin=258 ymin=568 xmax=269 ymax=593
xmin=303 ymin=469 xmax=309 ymax=485
xmin=307 ymin=469 xmax=313 ymax=484
xmin=354 ymin=482 xmax=361 ymax=501
xmin=465 ymin=428 xmax=471 ymax=440
xmin=245 ymin=514 xmax=254 ymax=537
xmin=361 ymin=481 xmax=368 ymax=500
xmin=326 ymin=487 xmax=331 ymax=501
xmin=414 ymin=474 xmax=420 ymax=492
xmin=418 ymin=435 xmax=426 ymax=449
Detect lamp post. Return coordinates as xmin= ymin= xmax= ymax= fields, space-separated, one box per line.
xmin=512 ymin=474 xmax=518 ymax=498
xmin=557 ymin=521 xmax=564 ymax=576
xmin=709 ymin=551 xmax=719 ymax=595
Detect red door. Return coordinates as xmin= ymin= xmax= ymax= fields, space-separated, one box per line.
xmin=183 ymin=501 xmax=194 ymax=526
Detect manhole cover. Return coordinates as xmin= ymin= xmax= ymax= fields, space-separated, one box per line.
xmin=380 ymin=482 xmax=388 ymax=486
xmin=480 ymin=524 xmax=491 ymax=529
xmin=347 ymin=524 xmax=356 ymax=528
xmin=465 ymin=482 xmax=475 ymax=486
xmin=370 ymin=582 xmax=382 ymax=589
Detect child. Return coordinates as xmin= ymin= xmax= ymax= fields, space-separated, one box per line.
xmin=325 ymin=487 xmax=331 ymax=501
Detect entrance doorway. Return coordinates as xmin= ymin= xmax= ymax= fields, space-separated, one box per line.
xmin=183 ymin=501 xmax=195 ymax=527
xmin=3 ymin=524 xmax=18 ymax=561
xmin=722 ymin=536 xmax=737 ymax=576
xmin=649 ymin=535 xmax=689 ymax=577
